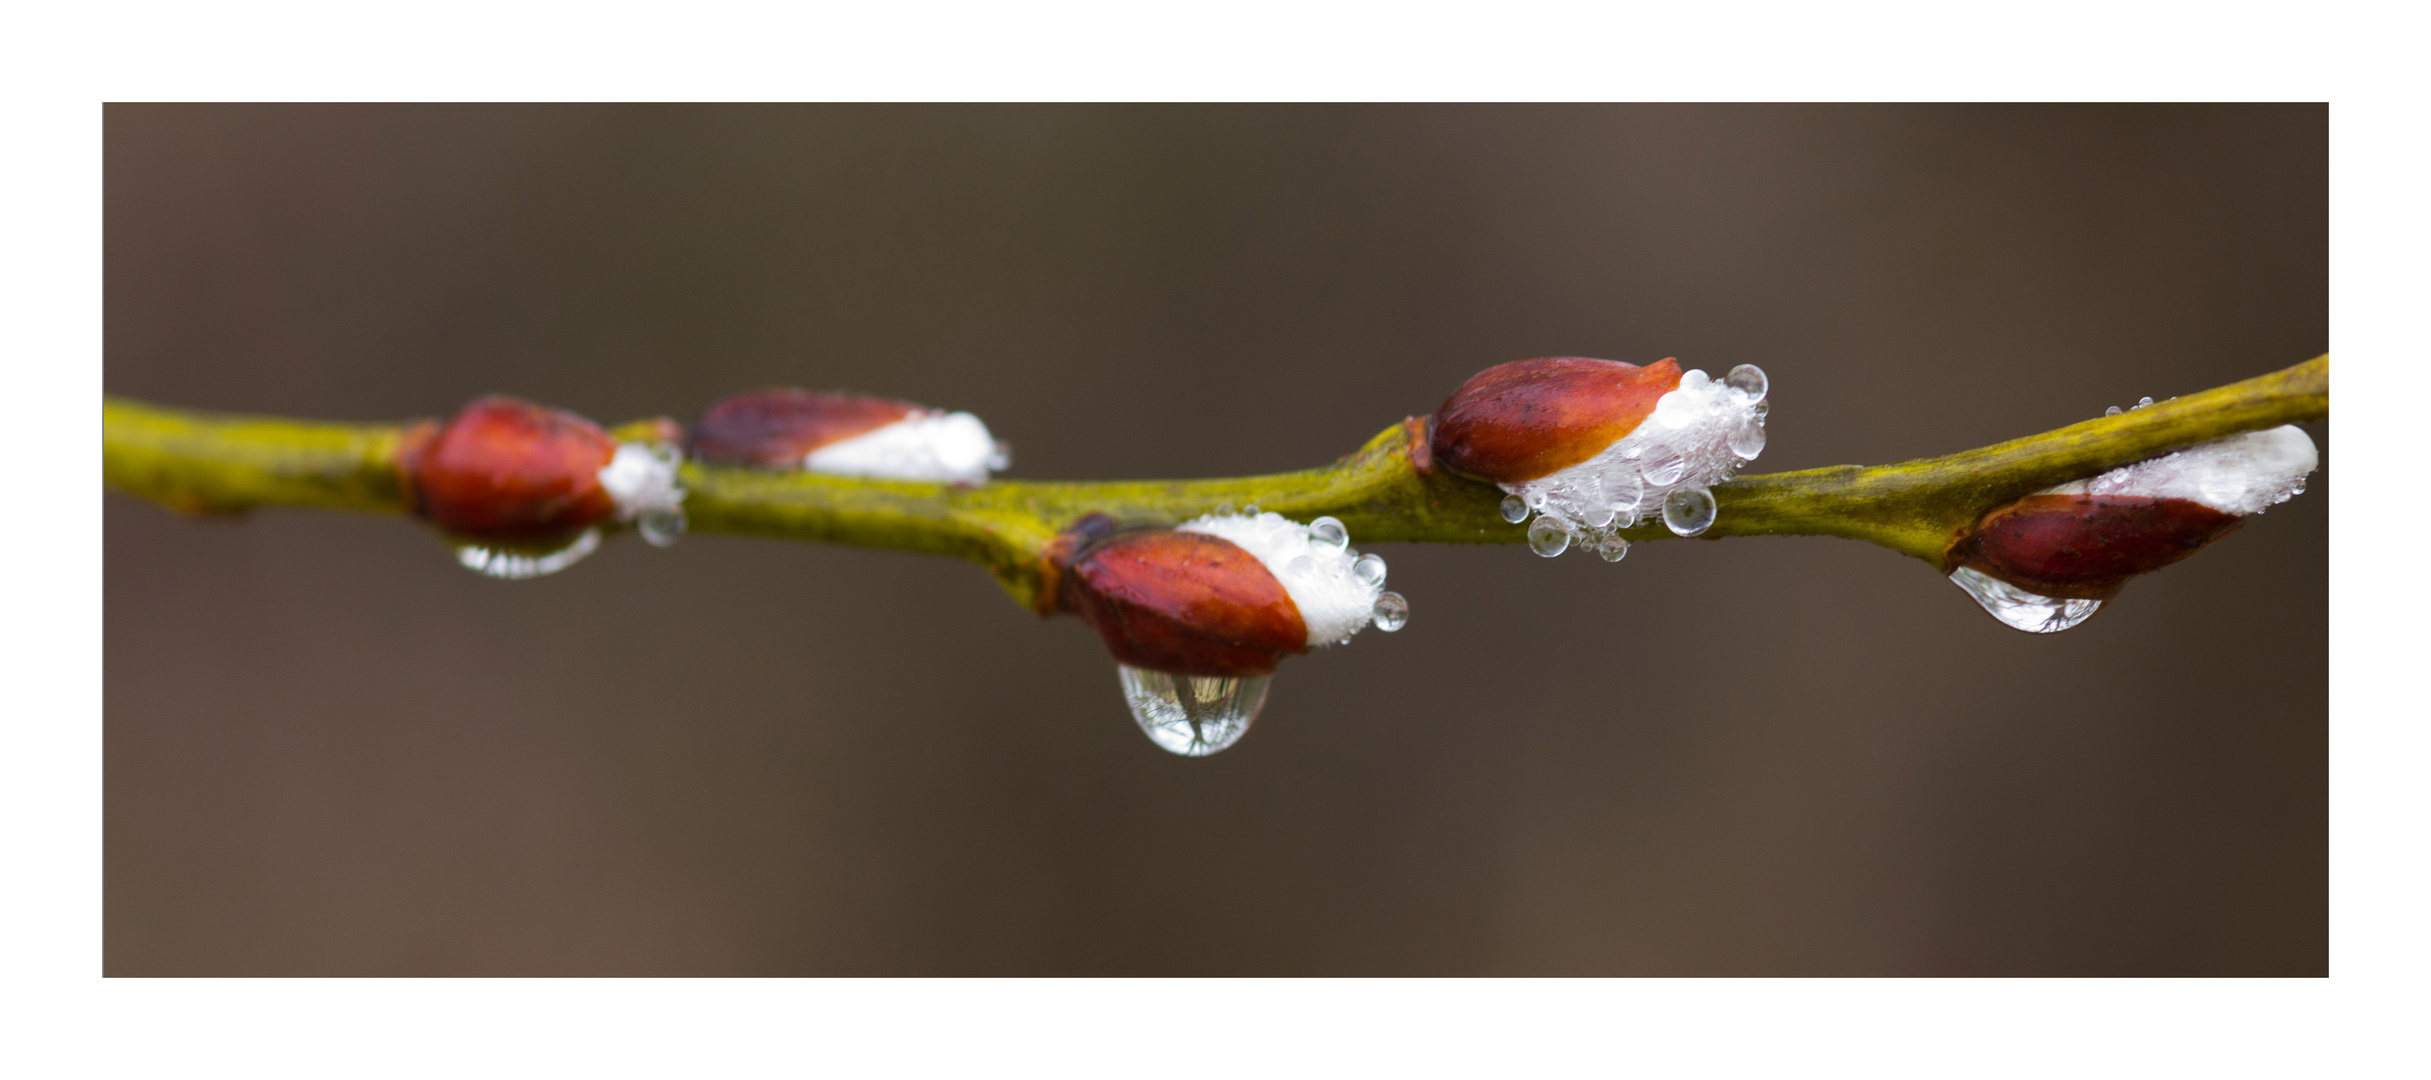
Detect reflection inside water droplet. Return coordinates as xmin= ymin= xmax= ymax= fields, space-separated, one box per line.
xmin=2104 ymin=405 xmax=2123 ymax=417
xmin=1948 ymin=566 xmax=2103 ymax=633
xmin=1527 ymin=516 xmax=1573 ymax=557
xmin=1500 ymin=494 xmax=1530 ymax=524
xmin=1308 ymin=515 xmax=1349 ymax=552
xmin=1371 ymin=590 xmax=1409 ymax=631
xmin=1662 ymin=486 xmax=1717 ymax=536
xmin=1641 ymin=454 xmax=1689 ymax=486
xmin=1727 ymin=418 xmax=1767 ymax=460
xmin=1353 ymin=552 xmax=1388 ymax=587
xmin=638 ymin=508 xmax=686 ymax=547
xmin=1118 ymin=665 xmax=1269 ymax=757
xmin=1595 ymin=535 xmax=1630 ymax=562
xmin=1725 ymin=363 xmax=1769 ymax=402
xmin=455 ymin=528 xmax=602 ymax=580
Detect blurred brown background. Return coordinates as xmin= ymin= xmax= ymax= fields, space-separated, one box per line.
xmin=104 ymin=104 xmax=2326 ymax=975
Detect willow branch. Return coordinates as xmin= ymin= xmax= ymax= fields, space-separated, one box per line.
xmin=104 ymin=355 xmax=2328 ymax=608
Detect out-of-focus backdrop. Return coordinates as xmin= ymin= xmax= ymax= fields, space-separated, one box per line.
xmin=105 ymin=105 xmax=2326 ymax=975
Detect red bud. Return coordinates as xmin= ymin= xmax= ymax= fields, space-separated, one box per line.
xmin=1055 ymin=529 xmax=1309 ymax=678
xmin=400 ymin=396 xmax=620 ymax=541
xmin=1948 ymin=494 xmax=2245 ymax=600
xmin=1432 ymin=357 xmax=1684 ymax=483
xmin=689 ymin=388 xmax=918 ymax=467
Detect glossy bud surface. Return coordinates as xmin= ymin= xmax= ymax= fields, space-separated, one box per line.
xmin=1431 ymin=357 xmax=1684 ymax=483
xmin=1057 ymin=529 xmax=1309 ymax=678
xmin=403 ymin=396 xmax=619 ymax=542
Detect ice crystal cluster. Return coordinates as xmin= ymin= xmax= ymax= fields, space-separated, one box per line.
xmin=1502 ymin=364 xmax=1769 ymax=559
xmin=804 ymin=411 xmax=1010 ymax=485
xmin=1177 ymin=510 xmax=1405 ymax=645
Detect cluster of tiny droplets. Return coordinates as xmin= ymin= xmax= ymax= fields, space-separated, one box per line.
xmin=1207 ymin=503 xmax=1408 ymax=636
xmin=1500 ymin=363 xmax=1769 ymax=561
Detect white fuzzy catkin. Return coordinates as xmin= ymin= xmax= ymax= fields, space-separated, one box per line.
xmin=802 ymin=411 xmax=1009 ymax=484
xmin=1502 ymin=366 xmax=1767 ymax=543
xmin=1179 ymin=511 xmax=1386 ymax=649
xmin=596 ymin=442 xmax=686 ymax=520
xmin=2041 ymin=425 xmax=2318 ymax=516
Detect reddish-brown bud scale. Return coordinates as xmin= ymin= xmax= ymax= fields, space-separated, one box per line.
xmin=1948 ymin=494 xmax=2245 ymax=600
xmin=1431 ymin=356 xmax=1684 ymax=483
xmin=1056 ymin=529 xmax=1308 ymax=678
xmin=399 ymin=396 xmax=620 ymax=541
xmin=689 ymin=388 xmax=918 ymax=467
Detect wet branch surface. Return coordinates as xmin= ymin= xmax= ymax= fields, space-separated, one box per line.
xmin=104 ymin=355 xmax=2328 ymax=609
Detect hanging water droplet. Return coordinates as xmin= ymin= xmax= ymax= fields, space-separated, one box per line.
xmin=1727 ymin=418 xmax=1767 ymax=460
xmin=1527 ymin=516 xmax=1573 ymax=557
xmin=1595 ymin=535 xmax=1630 ymax=562
xmin=454 ymin=528 xmax=602 ymax=580
xmin=1371 ymin=590 xmax=1409 ymax=632
xmin=1662 ymin=486 xmax=1717 ymax=536
xmin=1118 ymin=665 xmax=1269 ymax=757
xmin=1641 ymin=454 xmax=1689 ymax=486
xmin=2104 ymin=405 xmax=2123 ymax=417
xmin=1353 ymin=552 xmax=1388 ymax=587
xmin=1309 ymin=515 xmax=1349 ymax=552
xmin=638 ymin=508 xmax=686 ymax=547
xmin=1499 ymin=494 xmax=1530 ymax=523
xmin=1751 ymin=400 xmax=1769 ymax=422
xmin=1948 ymin=566 xmax=2103 ymax=633
xmin=1725 ymin=363 xmax=1769 ymax=402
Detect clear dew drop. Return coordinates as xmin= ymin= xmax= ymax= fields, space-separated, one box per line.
xmin=1662 ymin=486 xmax=1717 ymax=537
xmin=1214 ymin=501 xmax=1236 ymax=517
xmin=455 ymin=528 xmax=602 ymax=580
xmin=1725 ymin=363 xmax=1769 ymax=402
xmin=1641 ymin=453 xmax=1689 ymax=486
xmin=1309 ymin=515 xmax=1349 ymax=552
xmin=1353 ymin=552 xmax=1388 ymax=587
xmin=1118 ymin=665 xmax=1269 ymax=757
xmin=1499 ymin=494 xmax=1531 ymax=524
xmin=638 ymin=508 xmax=687 ymax=548
xmin=1527 ymin=516 xmax=1573 ymax=557
xmin=1727 ymin=418 xmax=1768 ymax=460
xmin=1371 ymin=590 xmax=1409 ymax=632
xmin=1241 ymin=504 xmax=1260 ymax=516
xmin=2135 ymin=396 xmax=2155 ymax=409
xmin=1948 ymin=566 xmax=2103 ymax=634
xmin=2104 ymin=405 xmax=2123 ymax=417
xmin=1595 ymin=535 xmax=1630 ymax=563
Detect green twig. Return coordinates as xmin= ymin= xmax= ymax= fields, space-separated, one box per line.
xmin=105 ymin=355 xmax=2328 ymax=608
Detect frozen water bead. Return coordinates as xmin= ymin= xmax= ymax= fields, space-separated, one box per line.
xmin=1948 ymin=566 xmax=2102 ymax=633
xmin=1119 ymin=665 xmax=1268 ymax=756
xmin=802 ymin=410 xmax=1009 ymax=484
xmin=1498 ymin=366 xmax=1767 ymax=545
xmin=2040 ymin=425 xmax=2317 ymax=517
xmin=1179 ymin=511 xmax=1389 ymax=649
